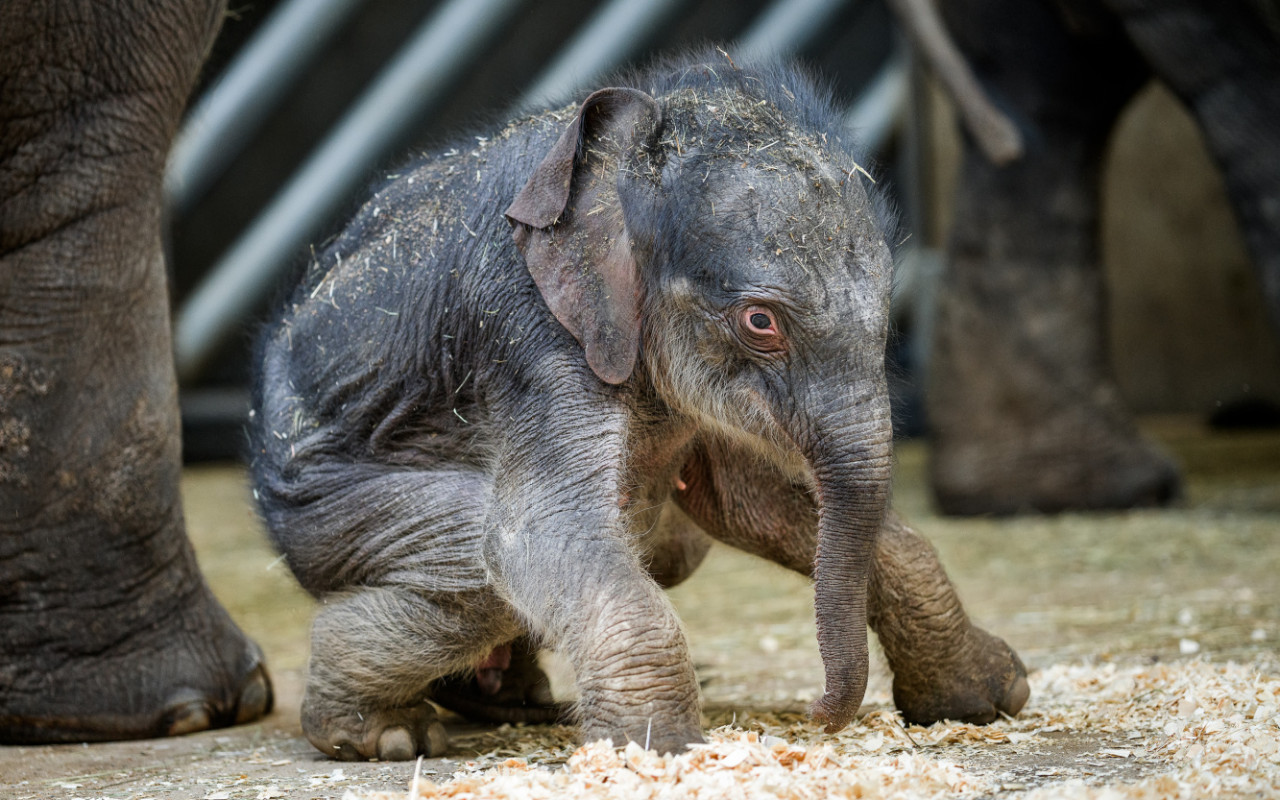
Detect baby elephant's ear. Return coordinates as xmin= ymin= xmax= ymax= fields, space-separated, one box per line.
xmin=506 ymin=87 xmax=661 ymax=385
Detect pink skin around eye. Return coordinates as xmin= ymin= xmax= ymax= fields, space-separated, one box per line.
xmin=743 ymin=306 xmax=778 ymax=335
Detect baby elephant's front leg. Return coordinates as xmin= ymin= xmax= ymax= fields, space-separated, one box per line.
xmin=484 ymin=520 xmax=702 ymax=752
xmin=481 ymin=389 xmax=701 ymax=752
xmin=869 ymin=511 xmax=1030 ymax=725
xmin=676 ymin=436 xmax=1028 ymax=726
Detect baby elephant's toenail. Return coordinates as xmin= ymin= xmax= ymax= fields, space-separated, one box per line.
xmin=378 ymin=727 xmax=416 ymax=761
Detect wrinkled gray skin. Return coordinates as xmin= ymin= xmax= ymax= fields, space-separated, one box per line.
xmin=0 ymin=0 xmax=271 ymax=742
xmin=252 ymin=54 xmax=1027 ymax=760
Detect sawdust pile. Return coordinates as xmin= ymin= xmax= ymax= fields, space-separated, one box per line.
xmin=350 ymin=658 xmax=1279 ymax=800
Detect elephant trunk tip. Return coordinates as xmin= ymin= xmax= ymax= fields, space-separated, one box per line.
xmin=808 ymin=668 xmax=867 ymax=734
xmin=809 ymin=696 xmax=858 ymax=734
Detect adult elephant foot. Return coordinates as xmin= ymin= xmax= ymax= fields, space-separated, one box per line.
xmin=0 ymin=580 xmax=273 ymax=743
xmin=926 ymin=216 xmax=1183 ymax=514
xmin=925 ymin=162 xmax=1181 ymax=515
xmin=0 ymin=230 xmax=275 ymax=744
xmin=0 ymin=440 xmax=272 ymax=737
xmin=869 ymin=512 xmax=1028 ymax=725
xmin=0 ymin=335 xmax=273 ymax=742
xmin=927 ymin=391 xmax=1183 ymax=516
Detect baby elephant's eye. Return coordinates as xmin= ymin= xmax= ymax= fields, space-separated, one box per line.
xmin=738 ymin=305 xmax=786 ymax=354
xmin=743 ymin=306 xmax=778 ymax=335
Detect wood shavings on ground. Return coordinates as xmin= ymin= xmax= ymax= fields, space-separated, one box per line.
xmin=348 ymin=657 xmax=1280 ymax=800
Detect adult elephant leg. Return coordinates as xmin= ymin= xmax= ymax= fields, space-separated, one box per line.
xmin=675 ymin=436 xmax=1028 ymax=725
xmin=928 ymin=0 xmax=1180 ymax=514
xmin=0 ymin=0 xmax=271 ymax=741
xmin=1109 ymin=0 xmax=1280 ymax=334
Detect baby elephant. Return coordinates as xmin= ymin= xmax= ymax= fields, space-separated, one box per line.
xmin=251 ymin=51 xmax=1028 ymax=760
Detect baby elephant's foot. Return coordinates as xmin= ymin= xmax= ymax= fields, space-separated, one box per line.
xmin=302 ymin=692 xmax=448 ymax=761
xmin=891 ymin=625 xmax=1029 ymax=726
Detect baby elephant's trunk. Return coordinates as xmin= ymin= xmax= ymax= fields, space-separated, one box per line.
xmin=804 ymin=395 xmax=893 ymax=732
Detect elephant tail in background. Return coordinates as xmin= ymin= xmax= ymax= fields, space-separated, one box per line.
xmin=885 ymin=0 xmax=1025 ymax=165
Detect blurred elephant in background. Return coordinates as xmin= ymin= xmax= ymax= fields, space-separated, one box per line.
xmin=901 ymin=0 xmax=1280 ymax=514
xmin=0 ymin=0 xmax=272 ymax=742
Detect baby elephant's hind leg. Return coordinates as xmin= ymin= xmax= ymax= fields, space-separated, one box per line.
xmin=869 ymin=511 xmax=1029 ymax=725
xmin=303 ymin=586 xmax=521 ymax=761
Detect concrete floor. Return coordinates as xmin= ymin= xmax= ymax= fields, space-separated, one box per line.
xmin=2 ymin=417 xmax=1277 ymax=798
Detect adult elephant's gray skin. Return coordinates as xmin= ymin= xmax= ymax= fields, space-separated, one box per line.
xmin=925 ymin=0 xmax=1280 ymax=515
xmin=251 ymin=52 xmax=1028 ymax=761
xmin=0 ymin=1 xmax=272 ymax=741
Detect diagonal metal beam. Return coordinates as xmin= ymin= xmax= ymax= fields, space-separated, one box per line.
xmin=165 ymin=0 xmax=367 ymax=215
xmin=737 ymin=0 xmax=850 ymax=58
xmin=174 ymin=0 xmax=529 ymax=381
xmin=515 ymin=0 xmax=689 ymax=111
